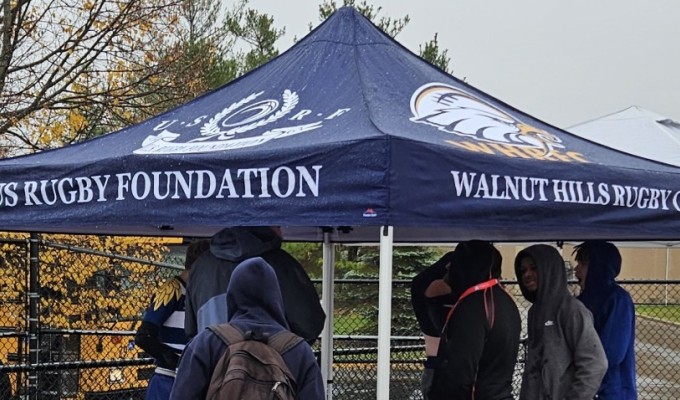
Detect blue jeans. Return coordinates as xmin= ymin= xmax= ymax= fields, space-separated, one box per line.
xmin=145 ymin=373 xmax=175 ymax=400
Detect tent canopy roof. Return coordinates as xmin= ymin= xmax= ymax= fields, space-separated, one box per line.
xmin=569 ymin=106 xmax=680 ymax=167
xmin=1 ymin=8 xmax=680 ymax=243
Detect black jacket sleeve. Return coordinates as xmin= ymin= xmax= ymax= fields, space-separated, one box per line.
xmin=266 ymin=249 xmax=326 ymax=344
xmin=184 ymin=268 xmax=198 ymax=339
xmin=411 ymin=252 xmax=455 ymax=336
xmin=135 ymin=321 xmax=181 ymax=370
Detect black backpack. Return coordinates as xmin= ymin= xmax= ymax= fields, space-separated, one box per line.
xmin=206 ymin=324 xmax=303 ymax=400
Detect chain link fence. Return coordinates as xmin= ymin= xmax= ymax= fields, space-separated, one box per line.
xmin=0 ymin=235 xmax=178 ymax=400
xmin=330 ymin=279 xmax=680 ymax=400
xmin=0 ymin=238 xmax=679 ymax=399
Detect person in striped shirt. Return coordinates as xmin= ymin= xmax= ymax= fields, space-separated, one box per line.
xmin=135 ymin=239 xmax=210 ymax=400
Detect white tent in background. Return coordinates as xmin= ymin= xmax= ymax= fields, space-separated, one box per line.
xmin=569 ymin=107 xmax=680 ymax=301
xmin=568 ymin=106 xmax=680 ymax=167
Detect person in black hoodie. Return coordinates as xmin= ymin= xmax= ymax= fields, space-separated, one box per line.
xmin=428 ymin=240 xmax=521 ymax=400
xmin=184 ymin=226 xmax=325 ymax=344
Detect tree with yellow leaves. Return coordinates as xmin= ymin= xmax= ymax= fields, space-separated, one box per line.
xmin=0 ymin=0 xmax=186 ymax=154
xmin=0 ymin=232 xmax=180 ymax=330
xmin=0 ymin=0 xmax=284 ymax=155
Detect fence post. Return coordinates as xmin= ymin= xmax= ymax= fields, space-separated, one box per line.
xmin=28 ymin=233 xmax=40 ymax=400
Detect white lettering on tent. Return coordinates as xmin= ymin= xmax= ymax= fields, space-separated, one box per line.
xmin=0 ymin=182 xmax=19 ymax=207
xmin=451 ymin=171 xmax=477 ymax=197
xmin=257 ymin=168 xmax=271 ymax=198
xmin=238 ymin=169 xmax=260 ymax=198
xmin=216 ymin=170 xmax=239 ymax=199
xmin=449 ymin=170 xmax=680 ymax=214
xmin=111 ymin=166 xmax=323 ymax=201
xmin=148 ymin=171 xmax=217 ymax=200
xmin=136 ymin=123 xmax=323 ymax=154
xmin=116 ymin=172 xmax=154 ymax=200
xmin=186 ymin=116 xmax=208 ymax=127
xmin=296 ymin=166 xmax=322 ymax=197
xmin=153 ymin=120 xmax=178 ymax=131
xmin=451 ymin=171 xmax=549 ymax=202
xmin=271 ymin=167 xmax=296 ymax=198
xmin=611 ymin=185 xmax=672 ymax=210
xmin=135 ymin=89 xmax=352 ymax=155
xmin=326 ymin=108 xmax=351 ymax=120
xmin=131 ymin=172 xmax=151 ymax=200
xmin=290 ymin=110 xmax=311 ymax=120
xmin=22 ymin=176 xmax=110 ymax=206
xmin=552 ymin=180 xmax=609 ymax=205
xmin=194 ymin=170 xmax=217 ymax=199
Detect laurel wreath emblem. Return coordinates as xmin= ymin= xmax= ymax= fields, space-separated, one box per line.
xmin=193 ymin=90 xmax=300 ymax=142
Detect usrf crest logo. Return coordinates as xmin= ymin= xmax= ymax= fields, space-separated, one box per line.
xmin=135 ymin=89 xmax=350 ymax=155
xmin=410 ymin=83 xmax=585 ymax=162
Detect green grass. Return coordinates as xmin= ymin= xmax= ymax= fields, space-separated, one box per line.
xmin=333 ymin=312 xmax=370 ymax=335
xmin=636 ymin=304 xmax=680 ymax=323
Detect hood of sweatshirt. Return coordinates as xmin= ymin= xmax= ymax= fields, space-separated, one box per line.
xmin=515 ymin=244 xmax=570 ymax=305
xmin=577 ymin=240 xmax=621 ymax=311
xmin=226 ymin=257 xmax=289 ymax=334
xmin=210 ymin=226 xmax=281 ymax=262
xmin=446 ymin=240 xmax=502 ymax=301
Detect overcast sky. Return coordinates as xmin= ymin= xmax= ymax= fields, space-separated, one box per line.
xmin=248 ymin=0 xmax=680 ymax=128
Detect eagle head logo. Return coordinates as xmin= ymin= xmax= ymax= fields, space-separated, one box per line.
xmin=410 ymin=83 xmax=563 ymax=156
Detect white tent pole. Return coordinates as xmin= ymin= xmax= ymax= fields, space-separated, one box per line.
xmin=665 ymin=246 xmax=670 ymax=306
xmin=321 ymin=230 xmax=335 ymax=399
xmin=377 ymin=226 xmax=394 ymax=400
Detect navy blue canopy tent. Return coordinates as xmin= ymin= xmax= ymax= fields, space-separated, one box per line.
xmin=2 ymin=7 xmax=680 ymax=398
xmin=1 ymin=7 xmax=679 ymax=242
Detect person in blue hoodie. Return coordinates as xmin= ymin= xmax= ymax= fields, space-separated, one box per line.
xmin=574 ymin=241 xmax=637 ymax=399
xmin=169 ymin=257 xmax=324 ymax=400
xmin=184 ymin=226 xmax=325 ymax=344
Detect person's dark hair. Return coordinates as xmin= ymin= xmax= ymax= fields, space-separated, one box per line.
xmin=444 ymin=240 xmax=502 ymax=291
xmin=572 ymin=242 xmax=590 ymax=264
xmin=184 ymin=239 xmax=210 ymax=269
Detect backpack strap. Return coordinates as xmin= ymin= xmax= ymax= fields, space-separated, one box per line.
xmin=209 ymin=324 xmax=303 ymax=355
xmin=208 ymin=324 xmax=245 ymax=346
xmin=265 ymin=330 xmax=304 ymax=355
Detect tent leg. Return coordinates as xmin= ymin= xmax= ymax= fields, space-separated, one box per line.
xmin=321 ymin=230 xmax=335 ymax=399
xmin=665 ymin=246 xmax=670 ymax=305
xmin=377 ymin=226 xmax=393 ymax=400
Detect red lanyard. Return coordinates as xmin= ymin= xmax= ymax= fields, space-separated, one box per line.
xmin=443 ymin=278 xmax=499 ymax=333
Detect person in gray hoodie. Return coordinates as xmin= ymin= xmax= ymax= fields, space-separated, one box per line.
xmin=515 ymin=244 xmax=607 ymax=400
xmin=184 ymin=226 xmax=325 ymax=344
